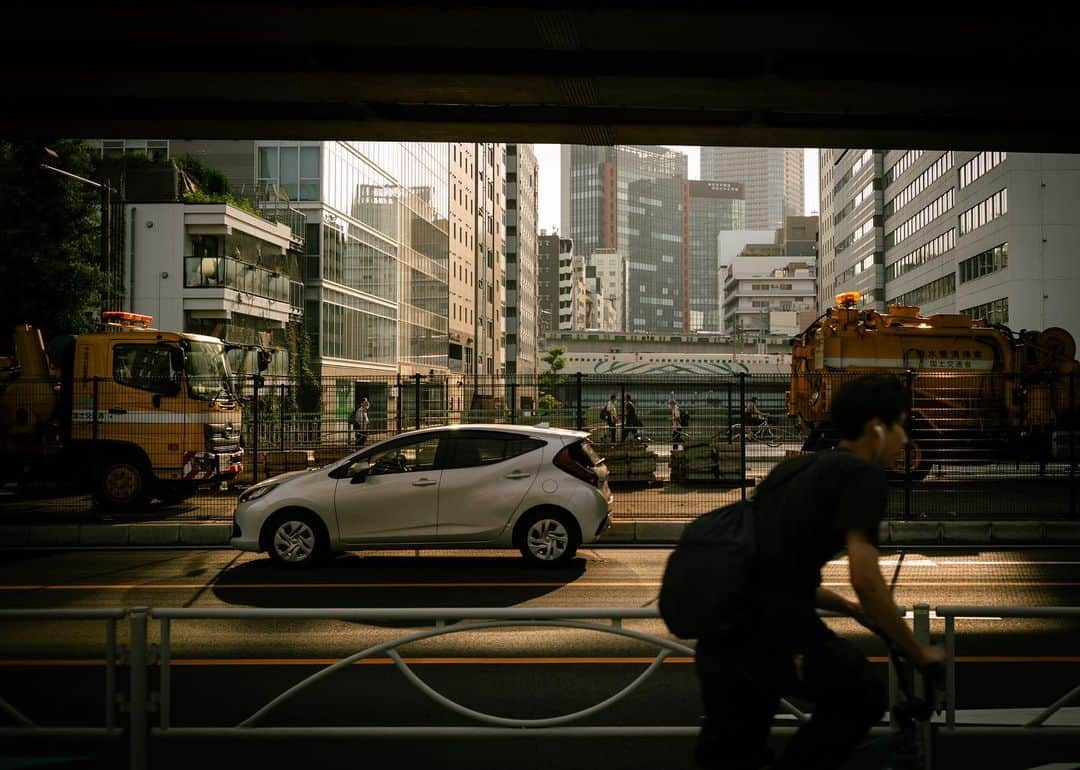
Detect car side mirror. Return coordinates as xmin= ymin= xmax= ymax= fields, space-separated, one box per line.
xmin=349 ymin=460 xmax=371 ymax=484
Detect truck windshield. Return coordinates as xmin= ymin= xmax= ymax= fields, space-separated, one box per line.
xmin=186 ymin=341 xmax=235 ymax=401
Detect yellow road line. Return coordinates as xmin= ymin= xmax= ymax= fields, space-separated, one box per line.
xmin=1 ymin=580 xmax=1079 ymax=590
xmin=1 ymin=656 xmax=1078 ymax=667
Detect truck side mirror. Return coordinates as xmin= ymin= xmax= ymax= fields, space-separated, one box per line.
xmin=257 ymin=350 xmax=272 ymax=372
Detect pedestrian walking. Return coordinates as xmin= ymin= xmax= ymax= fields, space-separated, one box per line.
xmin=350 ymin=397 xmax=370 ymax=448
xmin=622 ymin=393 xmax=643 ymax=443
xmin=603 ymin=393 xmax=619 ymax=443
xmin=694 ymin=374 xmax=944 ymax=769
xmin=668 ymin=398 xmax=685 ymax=448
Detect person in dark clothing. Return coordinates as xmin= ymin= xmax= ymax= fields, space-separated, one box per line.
xmin=694 ymin=374 xmax=944 ymax=770
xmin=622 ymin=394 xmax=643 ymax=443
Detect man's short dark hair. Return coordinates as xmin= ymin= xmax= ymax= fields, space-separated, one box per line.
xmin=830 ymin=374 xmax=908 ymax=440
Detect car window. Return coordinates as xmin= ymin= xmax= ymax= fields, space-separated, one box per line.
xmin=367 ymin=435 xmax=441 ymax=475
xmin=443 ymin=432 xmax=546 ymax=469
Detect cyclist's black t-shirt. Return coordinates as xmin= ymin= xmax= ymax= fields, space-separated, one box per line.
xmin=747 ymin=448 xmax=887 ymax=647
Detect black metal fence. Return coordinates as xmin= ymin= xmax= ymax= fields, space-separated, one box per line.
xmin=1 ymin=371 xmax=1077 ymax=523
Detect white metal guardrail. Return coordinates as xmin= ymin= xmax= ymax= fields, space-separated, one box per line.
xmin=1 ymin=605 xmax=1077 ymax=770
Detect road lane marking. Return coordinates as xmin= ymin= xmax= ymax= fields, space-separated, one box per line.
xmin=2 ymin=579 xmax=1080 ymax=591
xmin=2 ymin=656 xmax=1079 ymax=667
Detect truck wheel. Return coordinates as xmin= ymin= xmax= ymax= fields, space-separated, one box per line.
xmin=894 ymin=437 xmax=932 ymax=481
xmin=97 ymin=459 xmax=150 ymax=511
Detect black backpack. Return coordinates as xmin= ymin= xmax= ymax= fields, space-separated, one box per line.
xmin=659 ymin=454 xmax=817 ymax=639
xmin=659 ymin=499 xmax=755 ymax=639
xmin=679 ymin=409 xmax=690 ymax=427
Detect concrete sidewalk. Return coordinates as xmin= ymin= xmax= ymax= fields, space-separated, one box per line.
xmin=1 ymin=519 xmax=1078 ymax=549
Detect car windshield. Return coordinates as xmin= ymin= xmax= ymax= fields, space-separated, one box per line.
xmin=185 ymin=340 xmax=235 ymax=401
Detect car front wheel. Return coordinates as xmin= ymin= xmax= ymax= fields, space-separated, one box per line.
xmin=267 ymin=513 xmax=326 ymax=568
xmin=518 ymin=510 xmax=580 ymax=566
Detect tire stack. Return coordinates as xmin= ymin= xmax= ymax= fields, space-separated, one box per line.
xmin=591 ymin=441 xmax=659 ymax=484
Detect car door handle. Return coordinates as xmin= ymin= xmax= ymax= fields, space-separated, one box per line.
xmin=505 ymin=471 xmax=532 ymax=480
xmin=412 ymin=478 xmax=438 ymax=487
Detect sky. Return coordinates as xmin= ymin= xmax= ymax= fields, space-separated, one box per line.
xmin=533 ymin=145 xmax=820 ymax=234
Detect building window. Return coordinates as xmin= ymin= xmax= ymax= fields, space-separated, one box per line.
xmin=958 ymin=242 xmax=1008 ymax=284
xmin=959 ymin=151 xmax=1007 ymax=189
xmin=887 ymin=273 xmax=956 ymax=308
xmin=958 ymin=188 xmax=1008 ymax=236
xmin=961 ymin=297 xmax=1009 ymax=325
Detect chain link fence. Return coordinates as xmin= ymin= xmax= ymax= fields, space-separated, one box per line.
xmin=1 ymin=371 xmax=1077 ymax=523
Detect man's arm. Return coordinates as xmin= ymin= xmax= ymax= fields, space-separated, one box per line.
xmin=846 ymin=529 xmax=941 ymax=667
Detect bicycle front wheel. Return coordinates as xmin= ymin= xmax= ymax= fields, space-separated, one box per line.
xmin=762 ymin=424 xmax=781 ymax=447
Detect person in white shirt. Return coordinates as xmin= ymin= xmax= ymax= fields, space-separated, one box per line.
xmin=669 ymin=398 xmax=684 ymax=448
xmin=351 ymin=397 xmax=370 ymax=448
xmin=603 ymin=394 xmax=619 ymax=443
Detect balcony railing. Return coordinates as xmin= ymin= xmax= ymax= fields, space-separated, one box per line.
xmin=184 ymin=256 xmax=297 ymax=306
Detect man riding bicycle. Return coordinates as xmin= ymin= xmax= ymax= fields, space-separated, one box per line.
xmin=744 ymin=396 xmax=766 ymax=427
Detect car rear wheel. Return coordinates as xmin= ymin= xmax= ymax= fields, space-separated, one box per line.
xmin=518 ymin=510 xmax=580 ymax=566
xmin=266 ymin=512 xmax=326 ymax=568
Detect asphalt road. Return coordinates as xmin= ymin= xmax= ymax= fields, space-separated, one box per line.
xmin=1 ymin=547 xmax=1078 ymax=769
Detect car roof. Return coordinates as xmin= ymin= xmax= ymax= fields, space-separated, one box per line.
xmin=403 ymin=424 xmax=588 ymax=440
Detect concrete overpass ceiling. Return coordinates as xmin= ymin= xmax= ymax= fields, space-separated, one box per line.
xmin=4 ymin=4 xmax=1080 ymax=150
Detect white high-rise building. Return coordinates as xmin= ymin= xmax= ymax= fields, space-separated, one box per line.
xmin=821 ymin=149 xmax=1080 ymax=336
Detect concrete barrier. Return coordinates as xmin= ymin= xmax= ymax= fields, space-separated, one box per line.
xmin=597 ymin=522 xmax=636 ymax=544
xmin=1043 ymin=521 xmax=1080 ymax=544
xmin=889 ymin=521 xmax=942 ymax=545
xmin=78 ymin=524 xmax=131 ymax=547
xmin=28 ymin=525 xmax=81 ymax=547
xmin=633 ymin=523 xmax=686 ymax=543
xmin=128 ymin=525 xmax=180 ymax=546
xmin=942 ymin=522 xmax=993 ymax=545
xmin=990 ymin=522 xmax=1045 ymax=544
xmin=179 ymin=524 xmax=232 ymax=546
xmin=0 ymin=526 xmax=31 ymax=547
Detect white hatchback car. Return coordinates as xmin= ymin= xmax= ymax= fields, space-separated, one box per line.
xmin=230 ymin=425 xmax=612 ymax=567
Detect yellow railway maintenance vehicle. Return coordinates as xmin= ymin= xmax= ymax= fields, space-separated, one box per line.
xmin=0 ymin=312 xmax=244 ymax=509
xmin=788 ymin=292 xmax=1080 ymax=478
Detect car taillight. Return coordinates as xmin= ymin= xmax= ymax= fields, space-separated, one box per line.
xmin=554 ymin=447 xmax=600 ymax=487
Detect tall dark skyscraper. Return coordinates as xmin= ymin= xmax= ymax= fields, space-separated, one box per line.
xmin=560 ymin=145 xmax=688 ymax=331
xmin=683 ymin=181 xmax=746 ymax=331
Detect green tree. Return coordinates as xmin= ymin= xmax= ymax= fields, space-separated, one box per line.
xmin=542 ymin=346 xmax=567 ymax=375
xmin=0 ymin=139 xmax=110 ymax=340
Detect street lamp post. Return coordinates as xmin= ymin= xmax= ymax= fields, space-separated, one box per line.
xmin=40 ymin=154 xmax=122 ymax=311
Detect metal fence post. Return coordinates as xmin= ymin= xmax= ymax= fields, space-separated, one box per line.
xmin=92 ymin=376 xmax=100 ymax=442
xmin=575 ymin=372 xmax=584 ymax=431
xmin=1071 ymin=371 xmax=1077 ymax=519
xmin=945 ymin=613 xmax=956 ymax=730
xmin=619 ymin=382 xmax=626 ymax=442
xmin=510 ymin=379 xmax=517 ymax=425
xmin=251 ymin=375 xmax=261 ymax=484
xmin=905 ymin=369 xmax=915 ymax=520
xmin=414 ymin=373 xmax=422 ymax=431
xmin=396 ymin=373 xmax=403 ymax=434
xmin=280 ymin=383 xmax=287 ymax=453
xmin=128 ymin=607 xmax=149 ymax=770
xmin=912 ymin=603 xmax=933 ymax=770
xmin=726 ymin=380 xmax=733 ymax=443
xmin=738 ymin=372 xmax=747 ymax=501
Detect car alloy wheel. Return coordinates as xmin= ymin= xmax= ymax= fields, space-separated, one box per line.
xmin=526 ymin=518 xmax=570 ymax=561
xmin=273 ymin=520 xmax=317 ymax=564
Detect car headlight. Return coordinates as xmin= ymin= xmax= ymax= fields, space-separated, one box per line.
xmin=239 ymin=483 xmax=279 ymax=503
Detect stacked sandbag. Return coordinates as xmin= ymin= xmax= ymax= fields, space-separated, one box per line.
xmin=670 ymin=438 xmax=743 ymax=482
xmin=591 ymin=441 xmax=659 ymax=484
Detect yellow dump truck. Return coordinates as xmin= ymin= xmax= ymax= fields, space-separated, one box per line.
xmin=788 ymin=292 xmax=1080 ymax=476
xmin=0 ymin=312 xmax=243 ymax=509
